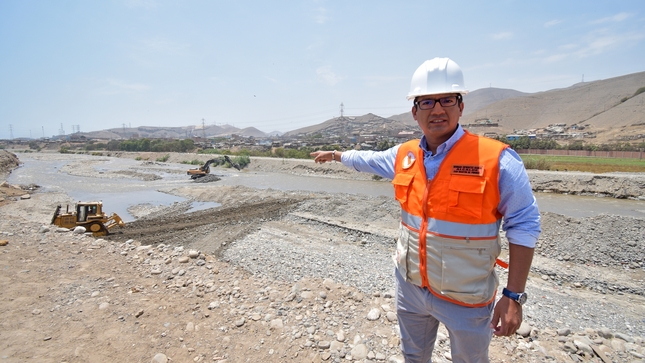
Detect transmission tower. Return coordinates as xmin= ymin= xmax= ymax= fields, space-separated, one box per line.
xmin=340 ymin=102 xmax=344 ymax=118
xmin=59 ymin=123 xmax=65 ymax=135
xmin=9 ymin=124 xmax=13 ymax=139
xmin=202 ymin=118 xmax=206 ymax=139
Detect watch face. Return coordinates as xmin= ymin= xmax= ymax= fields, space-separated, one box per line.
xmin=518 ymin=293 xmax=528 ymax=305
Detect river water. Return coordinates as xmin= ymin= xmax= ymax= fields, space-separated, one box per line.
xmin=7 ymin=154 xmax=645 ymax=221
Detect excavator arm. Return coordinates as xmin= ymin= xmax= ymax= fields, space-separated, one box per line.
xmin=224 ymin=155 xmax=241 ymax=171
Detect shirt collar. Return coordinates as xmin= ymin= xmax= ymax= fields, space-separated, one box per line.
xmin=418 ymin=124 xmax=465 ymax=156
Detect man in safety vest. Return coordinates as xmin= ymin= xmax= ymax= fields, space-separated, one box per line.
xmin=311 ymin=57 xmax=541 ymax=363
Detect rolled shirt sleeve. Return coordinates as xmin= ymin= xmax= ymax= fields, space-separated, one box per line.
xmin=340 ymin=146 xmax=399 ymax=180
xmin=497 ymin=148 xmax=541 ymax=248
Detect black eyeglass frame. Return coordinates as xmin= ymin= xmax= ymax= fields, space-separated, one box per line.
xmin=414 ymin=94 xmax=463 ymax=110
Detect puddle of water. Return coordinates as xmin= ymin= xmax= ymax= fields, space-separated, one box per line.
xmin=185 ymin=201 xmax=222 ymax=214
xmin=70 ymin=190 xmax=186 ymax=222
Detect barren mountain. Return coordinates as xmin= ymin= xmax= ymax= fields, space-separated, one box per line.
xmin=459 ymin=71 xmax=645 ymax=142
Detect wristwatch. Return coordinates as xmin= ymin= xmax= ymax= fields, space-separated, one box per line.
xmin=502 ymin=288 xmax=528 ymax=305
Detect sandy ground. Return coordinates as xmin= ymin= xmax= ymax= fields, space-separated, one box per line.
xmin=1 ymin=150 xmax=644 ymax=363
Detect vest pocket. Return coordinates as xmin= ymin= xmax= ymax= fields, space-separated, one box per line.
xmin=429 ymin=236 xmax=498 ymax=304
xmin=392 ymin=173 xmax=415 ymax=205
xmin=395 ymin=225 xmax=423 ymax=287
xmin=447 ymin=176 xmax=486 ymax=218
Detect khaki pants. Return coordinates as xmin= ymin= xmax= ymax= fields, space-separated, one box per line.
xmin=395 ymin=268 xmax=494 ymax=363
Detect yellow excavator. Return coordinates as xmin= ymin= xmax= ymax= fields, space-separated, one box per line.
xmin=187 ymin=155 xmax=241 ymax=179
xmin=51 ymin=201 xmax=125 ymax=236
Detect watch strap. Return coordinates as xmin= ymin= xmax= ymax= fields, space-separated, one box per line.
xmin=502 ymin=288 xmax=526 ymax=304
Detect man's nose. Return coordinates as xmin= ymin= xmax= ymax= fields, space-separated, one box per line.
xmin=430 ymin=103 xmax=446 ymax=114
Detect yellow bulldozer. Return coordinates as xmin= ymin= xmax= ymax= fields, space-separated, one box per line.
xmin=51 ymin=201 xmax=125 ymax=236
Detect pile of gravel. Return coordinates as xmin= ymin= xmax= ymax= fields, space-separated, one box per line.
xmin=538 ymin=212 xmax=645 ymax=270
xmin=0 ymin=150 xmax=20 ymax=177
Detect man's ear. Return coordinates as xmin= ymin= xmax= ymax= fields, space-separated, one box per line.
xmin=412 ymin=105 xmax=417 ymax=120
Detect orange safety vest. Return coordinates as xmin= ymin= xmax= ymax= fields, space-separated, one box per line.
xmin=392 ymin=131 xmax=509 ymax=307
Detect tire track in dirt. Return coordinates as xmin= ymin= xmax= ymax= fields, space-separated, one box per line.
xmin=105 ymin=196 xmax=307 ymax=254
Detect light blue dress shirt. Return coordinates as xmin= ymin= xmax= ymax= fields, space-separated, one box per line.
xmin=340 ymin=125 xmax=541 ymax=248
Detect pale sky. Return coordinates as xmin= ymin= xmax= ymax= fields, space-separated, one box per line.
xmin=1 ymin=0 xmax=644 ymax=139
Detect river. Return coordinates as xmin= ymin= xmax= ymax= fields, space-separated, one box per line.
xmin=8 ymin=153 xmax=645 ymax=221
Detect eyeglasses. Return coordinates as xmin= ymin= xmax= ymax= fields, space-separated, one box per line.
xmin=414 ymin=96 xmax=460 ymax=110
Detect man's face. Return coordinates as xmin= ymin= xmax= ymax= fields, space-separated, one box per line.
xmin=411 ymin=93 xmax=464 ymax=146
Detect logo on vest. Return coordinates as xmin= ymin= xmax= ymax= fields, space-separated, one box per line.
xmin=402 ymin=152 xmax=416 ymax=169
xmin=451 ymin=164 xmax=484 ymax=176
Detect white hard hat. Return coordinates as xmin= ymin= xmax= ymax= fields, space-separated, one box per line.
xmin=407 ymin=57 xmax=468 ymax=100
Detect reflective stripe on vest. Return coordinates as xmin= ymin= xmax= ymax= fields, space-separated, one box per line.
xmin=393 ymin=131 xmax=508 ymax=306
xmin=401 ymin=209 xmax=501 ymax=238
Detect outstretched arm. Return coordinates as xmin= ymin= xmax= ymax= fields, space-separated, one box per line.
xmin=310 ymin=150 xmax=342 ymax=164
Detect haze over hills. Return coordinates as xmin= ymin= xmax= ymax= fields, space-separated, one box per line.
xmin=78 ymin=70 xmax=645 ymax=145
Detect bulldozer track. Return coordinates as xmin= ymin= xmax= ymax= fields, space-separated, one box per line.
xmin=105 ymin=197 xmax=306 ymax=252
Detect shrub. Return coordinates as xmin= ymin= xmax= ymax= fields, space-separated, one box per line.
xmin=156 ymin=154 xmax=170 ymax=162
xmin=634 ymin=86 xmax=645 ymax=97
xmin=523 ymin=158 xmax=551 ymax=170
xmin=231 ymin=155 xmax=250 ymax=168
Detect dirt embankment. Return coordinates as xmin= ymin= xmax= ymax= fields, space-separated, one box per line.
xmin=0 ymin=150 xmax=37 ymax=207
xmin=1 ymin=151 xmax=644 ymax=363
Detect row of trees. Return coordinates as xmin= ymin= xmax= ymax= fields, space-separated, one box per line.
xmin=85 ymin=138 xmax=196 ymax=153
xmin=77 ymin=136 xmax=644 ymax=158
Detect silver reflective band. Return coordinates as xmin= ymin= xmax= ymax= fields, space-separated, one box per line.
xmin=401 ymin=210 xmax=500 ymax=238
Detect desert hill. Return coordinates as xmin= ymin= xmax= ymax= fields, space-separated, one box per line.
xmin=283 ymin=113 xmax=418 ymax=137
xmin=460 ymin=71 xmax=645 ymax=139
xmin=81 ymin=123 xmax=256 ymax=140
